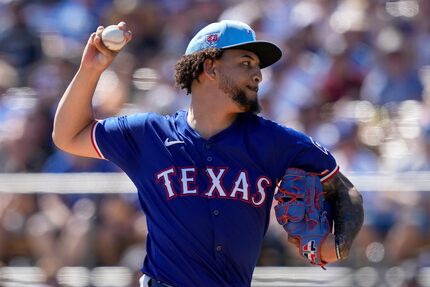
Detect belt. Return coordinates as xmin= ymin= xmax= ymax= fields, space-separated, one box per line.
xmin=148 ymin=278 xmax=173 ymax=287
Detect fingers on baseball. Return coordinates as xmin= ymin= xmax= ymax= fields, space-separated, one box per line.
xmin=117 ymin=21 xmax=127 ymax=29
xmin=93 ymin=27 xmax=118 ymax=56
xmin=117 ymin=21 xmax=133 ymax=43
xmin=125 ymin=31 xmax=133 ymax=43
xmin=95 ymin=26 xmax=104 ymax=39
xmin=88 ymin=33 xmax=97 ymax=45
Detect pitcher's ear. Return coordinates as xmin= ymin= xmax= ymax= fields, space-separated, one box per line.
xmin=203 ymin=58 xmax=217 ymax=79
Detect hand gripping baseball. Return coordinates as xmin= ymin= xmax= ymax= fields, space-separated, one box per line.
xmin=274 ymin=168 xmax=331 ymax=268
xmin=81 ymin=22 xmax=132 ymax=73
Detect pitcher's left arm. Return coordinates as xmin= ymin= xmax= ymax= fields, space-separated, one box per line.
xmin=323 ymin=172 xmax=364 ymax=261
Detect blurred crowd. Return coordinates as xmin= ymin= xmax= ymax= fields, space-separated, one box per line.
xmin=1 ymin=0 xmax=430 ymax=285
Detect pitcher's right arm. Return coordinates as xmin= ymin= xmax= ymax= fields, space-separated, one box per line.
xmin=52 ymin=22 xmax=132 ymax=158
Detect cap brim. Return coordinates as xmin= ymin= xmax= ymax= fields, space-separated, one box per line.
xmin=221 ymin=41 xmax=282 ymax=69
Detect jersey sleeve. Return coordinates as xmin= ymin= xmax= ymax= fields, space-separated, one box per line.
xmin=278 ymin=126 xmax=339 ymax=182
xmin=91 ymin=113 xmax=148 ymax=177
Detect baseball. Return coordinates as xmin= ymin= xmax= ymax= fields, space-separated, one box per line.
xmin=101 ymin=25 xmax=127 ymax=51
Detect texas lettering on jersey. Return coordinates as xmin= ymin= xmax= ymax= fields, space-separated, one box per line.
xmin=155 ymin=166 xmax=272 ymax=207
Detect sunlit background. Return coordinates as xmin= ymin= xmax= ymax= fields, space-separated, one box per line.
xmin=1 ymin=0 xmax=430 ymax=286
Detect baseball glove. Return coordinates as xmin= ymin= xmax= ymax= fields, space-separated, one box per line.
xmin=274 ymin=168 xmax=332 ymax=268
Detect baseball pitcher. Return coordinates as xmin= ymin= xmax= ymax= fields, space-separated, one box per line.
xmin=53 ymin=20 xmax=364 ymax=287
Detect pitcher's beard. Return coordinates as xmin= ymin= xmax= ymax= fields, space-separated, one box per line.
xmin=218 ymin=74 xmax=260 ymax=113
xmin=231 ymin=89 xmax=260 ymax=114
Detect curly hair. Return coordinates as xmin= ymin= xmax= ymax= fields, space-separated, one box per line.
xmin=174 ymin=48 xmax=223 ymax=95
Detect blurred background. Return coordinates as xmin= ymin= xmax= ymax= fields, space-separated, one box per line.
xmin=1 ymin=0 xmax=430 ymax=286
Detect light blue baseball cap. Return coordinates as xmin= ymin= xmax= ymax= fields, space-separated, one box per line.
xmin=185 ymin=20 xmax=282 ymax=69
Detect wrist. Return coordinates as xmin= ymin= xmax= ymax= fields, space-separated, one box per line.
xmin=77 ymin=66 xmax=105 ymax=84
xmin=321 ymin=233 xmax=337 ymax=263
xmin=78 ymin=65 xmax=105 ymax=76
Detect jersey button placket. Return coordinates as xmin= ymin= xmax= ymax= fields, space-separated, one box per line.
xmin=204 ymin=141 xmax=213 ymax=163
xmin=205 ymin=141 xmax=223 ymax=254
xmin=212 ymin=209 xmax=223 ymax=252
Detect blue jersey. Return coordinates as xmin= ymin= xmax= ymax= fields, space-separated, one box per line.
xmin=92 ymin=110 xmax=338 ymax=287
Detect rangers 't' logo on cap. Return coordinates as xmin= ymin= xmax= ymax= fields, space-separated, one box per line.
xmin=205 ymin=33 xmax=220 ymax=47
